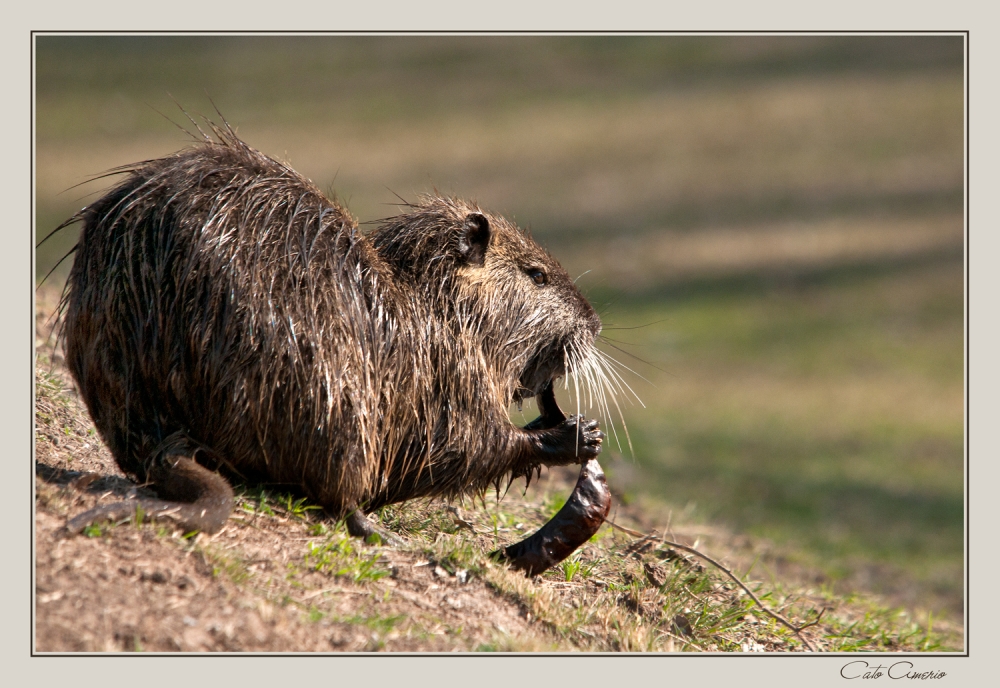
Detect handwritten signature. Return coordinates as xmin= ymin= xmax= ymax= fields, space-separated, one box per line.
xmin=841 ymin=661 xmax=946 ymax=680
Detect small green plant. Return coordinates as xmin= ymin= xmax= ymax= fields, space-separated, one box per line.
xmin=422 ymin=533 xmax=486 ymax=583
xmin=281 ymin=494 xmax=322 ymax=520
xmin=241 ymin=487 xmax=275 ymax=517
xmin=35 ymin=370 xmax=64 ymax=399
xmin=204 ymin=549 xmax=251 ymax=584
xmin=542 ymin=493 xmax=567 ymax=519
xmin=304 ymin=537 xmax=390 ymax=583
xmin=561 ymin=556 xmax=583 ymax=581
xmin=354 ymin=612 xmax=404 ymax=635
xmin=920 ymin=612 xmax=937 ymax=652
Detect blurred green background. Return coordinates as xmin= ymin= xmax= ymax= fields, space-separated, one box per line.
xmin=34 ymin=36 xmax=965 ymax=620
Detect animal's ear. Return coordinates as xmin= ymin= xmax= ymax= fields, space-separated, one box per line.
xmin=457 ymin=212 xmax=491 ymax=266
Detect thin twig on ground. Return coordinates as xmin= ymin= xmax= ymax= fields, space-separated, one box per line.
xmin=607 ymin=519 xmax=823 ymax=652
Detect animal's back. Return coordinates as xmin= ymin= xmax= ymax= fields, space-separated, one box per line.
xmin=63 ymin=134 xmax=394 ymax=514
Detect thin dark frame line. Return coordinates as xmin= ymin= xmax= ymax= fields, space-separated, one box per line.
xmin=29 ymin=30 xmax=971 ymax=658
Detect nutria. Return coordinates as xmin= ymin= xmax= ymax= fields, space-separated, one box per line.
xmin=57 ymin=123 xmax=620 ymax=543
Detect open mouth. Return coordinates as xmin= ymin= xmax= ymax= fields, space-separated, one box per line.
xmin=513 ymin=358 xmax=566 ymax=405
xmin=512 ymin=370 xmax=565 ymax=404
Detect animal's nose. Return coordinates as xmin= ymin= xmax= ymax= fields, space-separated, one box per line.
xmin=588 ymin=308 xmax=602 ymax=338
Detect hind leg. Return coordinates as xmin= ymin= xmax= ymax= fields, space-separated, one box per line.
xmin=340 ymin=507 xmax=404 ymax=546
xmin=64 ymin=432 xmax=234 ymax=535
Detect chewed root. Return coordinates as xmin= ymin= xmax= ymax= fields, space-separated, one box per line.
xmin=492 ymin=457 xmax=611 ymax=576
xmin=493 ymin=382 xmax=612 ymax=575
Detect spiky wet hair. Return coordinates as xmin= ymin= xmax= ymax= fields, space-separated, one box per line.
xmin=59 ymin=126 xmax=634 ymax=521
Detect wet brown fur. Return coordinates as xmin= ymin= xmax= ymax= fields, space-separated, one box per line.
xmin=60 ymin=126 xmax=604 ymax=531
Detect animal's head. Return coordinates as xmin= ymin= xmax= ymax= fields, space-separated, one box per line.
xmin=370 ymin=195 xmax=602 ymax=405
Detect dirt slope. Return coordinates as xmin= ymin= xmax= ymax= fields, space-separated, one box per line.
xmin=33 ymin=288 xmax=961 ymax=653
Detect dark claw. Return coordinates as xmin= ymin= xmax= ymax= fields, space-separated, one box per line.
xmin=345 ymin=508 xmax=404 ymax=546
xmin=525 ymin=383 xmax=603 ymax=464
xmin=568 ymin=414 xmax=603 ymax=460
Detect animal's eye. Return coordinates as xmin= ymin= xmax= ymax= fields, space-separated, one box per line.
xmin=527 ymin=268 xmax=548 ymax=286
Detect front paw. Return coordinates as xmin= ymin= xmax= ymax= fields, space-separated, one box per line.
xmin=553 ymin=415 xmax=604 ymax=463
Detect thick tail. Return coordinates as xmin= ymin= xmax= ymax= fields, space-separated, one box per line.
xmin=64 ymin=448 xmax=234 ymax=536
xmin=492 ymin=458 xmax=611 ymax=576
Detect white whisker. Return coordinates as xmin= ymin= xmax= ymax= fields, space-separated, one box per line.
xmin=595 ymin=349 xmax=645 ymax=408
xmin=571 ymin=350 xmax=581 ymax=456
xmin=592 ymin=359 xmax=622 ymax=452
xmin=564 ymin=336 xmax=645 ymax=459
xmin=598 ymin=354 xmax=634 ymax=455
xmin=595 ymin=347 xmax=655 ymax=388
